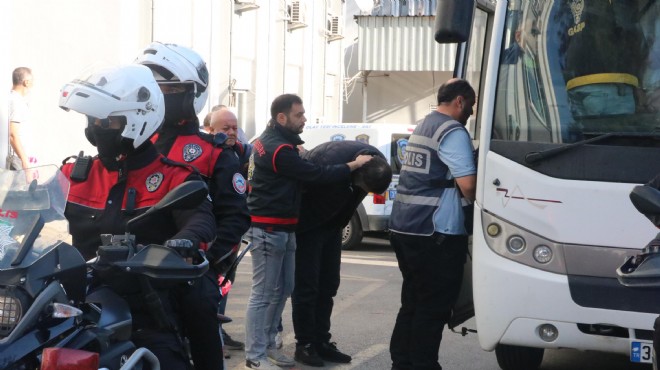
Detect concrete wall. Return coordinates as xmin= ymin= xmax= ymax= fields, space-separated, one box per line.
xmin=6 ymin=0 xmax=152 ymax=167
xmin=342 ymin=70 xmax=453 ymax=124
xmin=0 ymin=1 xmax=11 ymax=169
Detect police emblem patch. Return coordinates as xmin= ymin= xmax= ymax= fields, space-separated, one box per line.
xmin=330 ymin=134 xmax=345 ymax=142
xmin=355 ymin=134 xmax=370 ymax=144
xmin=232 ymin=173 xmax=247 ymax=194
xmin=146 ymin=172 xmax=164 ymax=192
xmin=183 ymin=143 xmax=203 ymax=162
xmin=396 ymin=138 xmax=408 ymax=166
xmin=569 ymin=0 xmax=584 ymax=25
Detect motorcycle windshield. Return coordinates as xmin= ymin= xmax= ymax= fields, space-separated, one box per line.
xmin=0 ymin=166 xmax=70 ymax=270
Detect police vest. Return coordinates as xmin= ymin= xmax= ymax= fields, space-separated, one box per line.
xmin=389 ymin=112 xmax=464 ymax=236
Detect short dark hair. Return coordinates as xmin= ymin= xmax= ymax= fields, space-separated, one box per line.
xmin=203 ymin=105 xmax=226 ymax=127
xmin=437 ymin=79 xmax=475 ymax=105
xmin=270 ymin=94 xmax=303 ymax=120
xmin=353 ymin=156 xmax=392 ymax=194
xmin=12 ymin=67 xmax=32 ymax=86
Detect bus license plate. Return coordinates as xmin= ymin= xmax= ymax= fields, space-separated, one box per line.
xmin=631 ymin=341 xmax=653 ymax=363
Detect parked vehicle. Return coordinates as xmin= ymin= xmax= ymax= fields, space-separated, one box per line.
xmin=300 ymin=123 xmax=415 ymax=249
xmin=0 ymin=166 xmax=208 ymax=370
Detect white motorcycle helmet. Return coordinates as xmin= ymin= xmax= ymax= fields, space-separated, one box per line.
xmin=59 ymin=64 xmax=165 ymax=149
xmin=135 ymin=42 xmax=209 ymax=115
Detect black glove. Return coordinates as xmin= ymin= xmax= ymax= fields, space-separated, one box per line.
xmin=212 ymin=250 xmax=238 ymax=276
xmin=213 ymin=132 xmax=228 ymax=146
xmin=164 ymin=239 xmax=196 ymax=260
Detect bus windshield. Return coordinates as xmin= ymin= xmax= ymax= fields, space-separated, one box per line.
xmin=493 ymin=0 xmax=660 ymax=146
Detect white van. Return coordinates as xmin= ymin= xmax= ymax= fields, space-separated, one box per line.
xmin=300 ymin=123 xmax=416 ymax=249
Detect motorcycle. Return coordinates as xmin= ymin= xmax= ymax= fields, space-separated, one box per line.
xmin=0 ymin=166 xmax=208 ymax=370
xmin=617 ymin=184 xmax=660 ymax=370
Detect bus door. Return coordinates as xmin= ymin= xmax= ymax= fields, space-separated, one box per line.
xmin=438 ymin=0 xmax=495 ymax=331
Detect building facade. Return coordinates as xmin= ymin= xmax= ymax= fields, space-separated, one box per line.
xmin=3 ymin=0 xmax=346 ymax=165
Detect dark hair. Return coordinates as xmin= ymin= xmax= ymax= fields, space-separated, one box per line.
xmin=203 ymin=105 xmax=226 ymax=127
xmin=354 ymin=156 xmax=392 ymax=194
xmin=270 ymin=94 xmax=303 ymax=120
xmin=437 ymin=79 xmax=475 ymax=105
xmin=12 ymin=67 xmax=32 ymax=86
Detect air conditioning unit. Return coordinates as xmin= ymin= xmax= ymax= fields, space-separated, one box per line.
xmin=287 ymin=1 xmax=307 ymax=31
xmin=326 ymin=15 xmax=343 ymax=42
xmin=234 ymin=0 xmax=259 ymax=13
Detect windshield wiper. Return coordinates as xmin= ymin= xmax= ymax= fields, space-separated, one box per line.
xmin=525 ymin=132 xmax=660 ymax=165
xmin=524 ymin=132 xmax=625 ymax=165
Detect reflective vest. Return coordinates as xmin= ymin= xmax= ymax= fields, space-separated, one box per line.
xmin=389 ymin=111 xmax=464 ymax=235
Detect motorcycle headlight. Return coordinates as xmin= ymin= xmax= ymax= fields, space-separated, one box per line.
xmin=0 ymin=289 xmax=23 ymax=337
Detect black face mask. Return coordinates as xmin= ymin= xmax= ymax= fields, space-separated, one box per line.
xmin=163 ymin=92 xmax=191 ymax=124
xmin=93 ymin=127 xmax=124 ymax=171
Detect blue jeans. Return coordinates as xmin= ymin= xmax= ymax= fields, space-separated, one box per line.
xmin=244 ymin=227 xmax=296 ymax=361
xmin=568 ymin=83 xmax=635 ymax=118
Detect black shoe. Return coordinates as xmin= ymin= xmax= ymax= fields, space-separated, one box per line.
xmin=217 ymin=313 xmax=233 ymax=324
xmin=294 ymin=343 xmax=324 ymax=367
xmin=222 ymin=332 xmax=245 ymax=350
xmin=316 ymin=342 xmax=352 ymax=363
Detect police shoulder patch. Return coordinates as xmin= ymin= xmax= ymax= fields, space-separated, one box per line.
xmin=146 ymin=172 xmax=164 ymax=192
xmin=396 ymin=138 xmax=408 ymax=164
xmin=183 ymin=143 xmax=203 ymax=162
xmin=232 ymin=173 xmax=247 ymax=194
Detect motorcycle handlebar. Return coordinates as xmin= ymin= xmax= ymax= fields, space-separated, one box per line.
xmin=94 ymin=241 xmax=209 ymax=280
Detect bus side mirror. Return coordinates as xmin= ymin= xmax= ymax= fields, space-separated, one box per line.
xmin=434 ymin=0 xmax=475 ymax=43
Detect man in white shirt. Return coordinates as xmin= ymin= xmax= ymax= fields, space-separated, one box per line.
xmin=8 ymin=67 xmax=37 ymax=171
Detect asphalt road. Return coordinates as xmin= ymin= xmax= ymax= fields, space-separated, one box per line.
xmin=221 ymin=236 xmax=652 ymax=370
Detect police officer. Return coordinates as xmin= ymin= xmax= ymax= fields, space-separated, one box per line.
xmin=136 ymin=42 xmax=251 ymax=370
xmin=58 ymin=64 xmax=216 ymax=369
xmin=389 ymin=78 xmax=477 ymax=370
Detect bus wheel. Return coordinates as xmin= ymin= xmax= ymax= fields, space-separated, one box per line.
xmin=341 ymin=213 xmax=363 ymax=250
xmin=495 ymin=344 xmax=544 ymax=370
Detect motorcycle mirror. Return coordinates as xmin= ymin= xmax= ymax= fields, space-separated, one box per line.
xmin=126 ymin=181 xmax=208 ymax=232
xmin=630 ymin=185 xmax=660 ymax=216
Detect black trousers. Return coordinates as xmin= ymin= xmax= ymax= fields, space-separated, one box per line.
xmin=292 ymin=225 xmax=342 ymax=345
xmin=179 ymin=269 xmax=223 ymax=370
xmin=389 ymin=232 xmax=468 ymax=370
